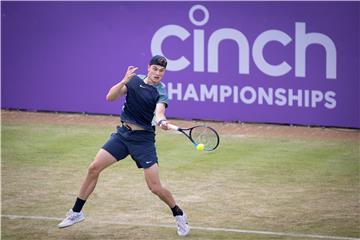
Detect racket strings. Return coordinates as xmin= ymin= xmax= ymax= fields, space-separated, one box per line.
xmin=191 ymin=126 xmax=219 ymax=150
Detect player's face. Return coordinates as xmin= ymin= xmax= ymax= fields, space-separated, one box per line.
xmin=147 ymin=65 xmax=166 ymax=84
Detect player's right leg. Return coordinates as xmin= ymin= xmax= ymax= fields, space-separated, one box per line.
xmin=78 ymin=149 xmax=117 ymax=200
xmin=58 ymin=149 xmax=117 ymax=228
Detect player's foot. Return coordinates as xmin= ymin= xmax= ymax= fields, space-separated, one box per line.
xmin=175 ymin=213 xmax=190 ymax=236
xmin=58 ymin=209 xmax=85 ymax=228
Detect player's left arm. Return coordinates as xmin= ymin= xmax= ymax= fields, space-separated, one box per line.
xmin=155 ymin=103 xmax=169 ymax=130
xmin=106 ymin=66 xmax=138 ymax=101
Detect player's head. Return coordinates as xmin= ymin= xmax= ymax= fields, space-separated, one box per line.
xmin=147 ymin=55 xmax=167 ymax=84
xmin=149 ymin=55 xmax=167 ymax=68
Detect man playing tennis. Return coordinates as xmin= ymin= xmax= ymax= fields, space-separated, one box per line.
xmin=58 ymin=55 xmax=190 ymax=237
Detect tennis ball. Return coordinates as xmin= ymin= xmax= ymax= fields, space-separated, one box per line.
xmin=196 ymin=143 xmax=205 ymax=151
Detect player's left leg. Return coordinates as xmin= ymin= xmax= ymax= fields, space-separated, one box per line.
xmin=144 ymin=163 xmax=175 ymax=206
xmin=144 ymin=164 xmax=190 ymax=236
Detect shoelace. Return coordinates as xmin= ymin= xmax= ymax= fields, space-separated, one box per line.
xmin=176 ymin=216 xmax=188 ymax=231
xmin=68 ymin=213 xmax=80 ymax=221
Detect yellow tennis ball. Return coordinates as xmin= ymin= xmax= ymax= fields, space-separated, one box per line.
xmin=196 ymin=143 xmax=205 ymax=151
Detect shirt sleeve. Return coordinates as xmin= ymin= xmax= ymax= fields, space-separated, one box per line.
xmin=156 ymin=83 xmax=169 ymax=108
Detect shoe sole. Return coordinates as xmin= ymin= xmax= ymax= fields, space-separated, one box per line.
xmin=177 ymin=226 xmax=190 ymax=237
xmin=58 ymin=217 xmax=85 ymax=228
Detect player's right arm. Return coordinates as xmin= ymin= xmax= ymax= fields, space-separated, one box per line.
xmin=106 ymin=66 xmax=138 ymax=101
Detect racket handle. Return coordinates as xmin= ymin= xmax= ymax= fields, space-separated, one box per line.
xmin=167 ymin=123 xmax=179 ymax=131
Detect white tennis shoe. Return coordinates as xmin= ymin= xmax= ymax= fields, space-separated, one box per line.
xmin=175 ymin=213 xmax=190 ymax=236
xmin=58 ymin=209 xmax=85 ymax=228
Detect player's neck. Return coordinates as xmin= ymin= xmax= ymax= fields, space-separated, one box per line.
xmin=144 ymin=77 xmax=155 ymax=85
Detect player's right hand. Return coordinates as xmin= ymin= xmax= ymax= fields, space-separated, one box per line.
xmin=159 ymin=120 xmax=170 ymax=130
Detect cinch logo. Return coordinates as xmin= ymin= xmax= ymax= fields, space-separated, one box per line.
xmin=151 ymin=4 xmax=337 ymax=79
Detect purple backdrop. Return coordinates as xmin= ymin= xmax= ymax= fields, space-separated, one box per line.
xmin=2 ymin=2 xmax=359 ymax=128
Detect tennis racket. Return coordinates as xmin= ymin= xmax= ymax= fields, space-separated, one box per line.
xmin=167 ymin=123 xmax=220 ymax=151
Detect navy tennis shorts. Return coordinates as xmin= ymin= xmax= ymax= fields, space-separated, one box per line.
xmin=102 ymin=126 xmax=158 ymax=169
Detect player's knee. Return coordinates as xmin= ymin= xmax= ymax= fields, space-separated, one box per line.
xmin=148 ymin=184 xmax=162 ymax=196
xmin=87 ymin=163 xmax=101 ymax=177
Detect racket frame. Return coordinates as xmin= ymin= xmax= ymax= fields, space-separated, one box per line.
xmin=167 ymin=123 xmax=220 ymax=151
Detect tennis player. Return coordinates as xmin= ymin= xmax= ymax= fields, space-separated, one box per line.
xmin=58 ymin=55 xmax=190 ymax=237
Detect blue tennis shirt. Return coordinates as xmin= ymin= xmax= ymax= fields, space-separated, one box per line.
xmin=120 ymin=75 xmax=168 ymax=131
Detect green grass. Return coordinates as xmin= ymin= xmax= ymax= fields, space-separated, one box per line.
xmin=2 ymin=121 xmax=359 ymax=239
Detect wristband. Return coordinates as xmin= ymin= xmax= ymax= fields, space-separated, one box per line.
xmin=158 ymin=119 xmax=167 ymax=126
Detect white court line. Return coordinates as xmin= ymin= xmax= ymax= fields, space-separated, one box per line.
xmin=2 ymin=214 xmax=359 ymax=240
